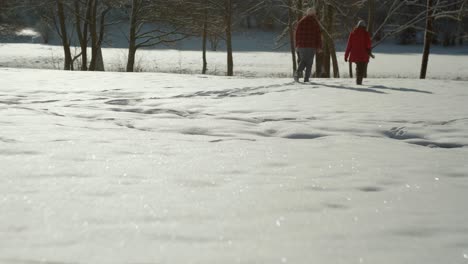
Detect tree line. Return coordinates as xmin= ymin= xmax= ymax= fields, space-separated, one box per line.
xmin=1 ymin=0 xmax=467 ymax=79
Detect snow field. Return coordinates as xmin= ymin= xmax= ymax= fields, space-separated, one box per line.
xmin=1 ymin=68 xmax=468 ymax=263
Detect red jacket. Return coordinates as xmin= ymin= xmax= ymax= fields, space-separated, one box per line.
xmin=295 ymin=15 xmax=322 ymax=49
xmin=345 ymin=27 xmax=372 ymax=63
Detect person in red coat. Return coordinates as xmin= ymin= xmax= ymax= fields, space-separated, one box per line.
xmin=345 ymin=20 xmax=374 ymax=85
xmin=294 ymin=8 xmax=322 ymax=82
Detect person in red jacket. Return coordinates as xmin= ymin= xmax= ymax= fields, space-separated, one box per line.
xmin=345 ymin=20 xmax=374 ymax=85
xmin=294 ymin=8 xmax=322 ymax=82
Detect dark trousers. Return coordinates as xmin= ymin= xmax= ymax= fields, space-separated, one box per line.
xmin=296 ymin=48 xmax=316 ymax=82
xmin=296 ymin=51 xmax=302 ymax=78
xmin=355 ymin=62 xmax=367 ymax=85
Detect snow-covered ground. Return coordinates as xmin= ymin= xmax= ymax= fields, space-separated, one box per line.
xmin=1 ymin=23 xmax=468 ymax=264
xmin=1 ymin=42 xmax=468 ymax=80
xmin=1 ymin=67 xmax=468 ymax=263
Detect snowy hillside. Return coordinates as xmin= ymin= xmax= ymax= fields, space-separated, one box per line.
xmin=1 ymin=68 xmax=467 ymax=264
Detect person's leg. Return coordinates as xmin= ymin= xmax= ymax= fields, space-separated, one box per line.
xmin=356 ymin=62 xmax=365 ymax=85
xmin=296 ymin=48 xmax=307 ymax=81
xmin=363 ymin=62 xmax=368 ymax=78
xmin=360 ymin=62 xmax=366 ymax=84
xmin=304 ymin=49 xmax=316 ymax=82
xmin=355 ymin=63 xmax=359 ymax=84
xmin=296 ymin=51 xmax=303 ymax=78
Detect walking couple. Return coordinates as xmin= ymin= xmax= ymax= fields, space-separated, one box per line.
xmin=294 ymin=8 xmax=374 ymax=85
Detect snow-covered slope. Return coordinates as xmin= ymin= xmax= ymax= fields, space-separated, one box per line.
xmin=1 ymin=68 xmax=467 ymax=264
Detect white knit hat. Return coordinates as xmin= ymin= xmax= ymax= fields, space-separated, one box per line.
xmin=306 ymin=8 xmax=316 ymax=16
xmin=357 ymin=20 xmax=367 ymax=28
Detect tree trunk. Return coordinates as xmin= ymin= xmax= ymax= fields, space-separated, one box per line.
xmin=456 ymin=0 xmax=466 ymax=45
xmin=314 ymin=1 xmax=323 ymax=77
xmin=88 ymin=0 xmax=98 ymax=71
xmin=420 ymin=0 xmax=434 ymax=79
xmin=246 ymin=15 xmax=252 ymax=29
xmin=56 ymin=0 xmax=72 ymax=70
xmin=329 ymin=42 xmax=339 ymax=78
xmin=127 ymin=46 xmax=137 ymax=72
xmin=126 ymin=0 xmax=139 ymax=72
xmin=365 ymin=0 xmax=375 ymax=78
xmin=96 ymin=48 xmax=104 ymax=71
xmin=81 ymin=0 xmax=92 ymax=70
xmin=225 ymin=0 xmax=234 ymax=76
xmin=322 ymin=4 xmax=332 ymax=78
xmin=327 ymin=5 xmax=339 ymax=78
xmin=74 ymin=0 xmax=88 ymax=71
xmin=323 ymin=44 xmax=330 ymax=77
xmin=95 ymin=6 xmax=110 ymax=71
xmin=367 ymin=0 xmax=375 ymax=37
xmin=288 ymin=0 xmax=297 ymax=74
xmin=296 ymin=0 xmax=304 ymax=74
xmin=296 ymin=0 xmax=303 ymax=21
xmin=202 ymin=6 xmax=208 ymax=74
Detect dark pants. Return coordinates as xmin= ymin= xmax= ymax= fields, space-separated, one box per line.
xmin=363 ymin=63 xmax=368 ymax=78
xmin=296 ymin=51 xmax=302 ymax=78
xmin=355 ymin=62 xmax=367 ymax=85
xmin=296 ymin=48 xmax=316 ymax=82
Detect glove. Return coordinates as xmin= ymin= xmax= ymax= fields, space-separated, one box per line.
xmin=344 ymin=58 xmax=348 ymax=62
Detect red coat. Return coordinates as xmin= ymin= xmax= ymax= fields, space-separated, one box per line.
xmin=295 ymin=15 xmax=322 ymax=49
xmin=345 ymin=27 xmax=372 ymax=63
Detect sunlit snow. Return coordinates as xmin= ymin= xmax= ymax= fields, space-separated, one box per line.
xmin=15 ymin=28 xmax=40 ymax=37
xmin=1 ymin=67 xmax=467 ymax=264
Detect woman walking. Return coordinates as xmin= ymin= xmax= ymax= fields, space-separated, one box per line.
xmin=345 ymin=20 xmax=374 ymax=85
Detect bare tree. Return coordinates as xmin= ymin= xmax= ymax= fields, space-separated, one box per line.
xmin=420 ymin=0 xmax=434 ymax=79
xmin=0 ymin=0 xmax=9 ymax=22
xmin=321 ymin=3 xmax=340 ymax=78
xmin=206 ymin=0 xmax=265 ymax=76
xmin=287 ymin=0 xmax=298 ymax=73
xmin=184 ymin=0 xmax=224 ymax=74
xmin=367 ymin=0 xmax=375 ymax=35
xmin=224 ymin=0 xmax=234 ymax=76
xmin=364 ymin=0 xmax=376 ymax=78
xmin=87 ymin=0 xmax=113 ymax=71
xmin=456 ymin=0 xmax=467 ymax=45
xmin=0 ymin=0 xmax=20 ymax=24
xmin=56 ymin=0 xmax=73 ymax=70
xmin=126 ymin=0 xmax=189 ymax=72
xmin=88 ymin=0 xmax=100 ymax=71
xmin=74 ymin=0 xmax=91 ymax=70
xmin=269 ymin=0 xmax=300 ymax=76
xmin=309 ymin=0 xmax=340 ymax=78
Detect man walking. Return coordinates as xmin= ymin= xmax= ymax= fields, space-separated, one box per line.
xmin=294 ymin=8 xmax=322 ymax=82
